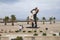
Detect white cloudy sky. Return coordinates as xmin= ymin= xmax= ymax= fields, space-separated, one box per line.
xmin=0 ymin=0 xmax=60 ymax=20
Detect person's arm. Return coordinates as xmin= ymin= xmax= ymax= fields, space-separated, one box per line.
xmin=36 ymin=9 xmax=39 ymax=14
xmin=31 ymin=9 xmax=35 ymax=13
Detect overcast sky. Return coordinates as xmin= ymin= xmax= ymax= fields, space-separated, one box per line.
xmin=0 ymin=0 xmax=60 ymax=20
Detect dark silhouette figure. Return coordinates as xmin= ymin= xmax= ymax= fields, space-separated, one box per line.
xmin=31 ymin=7 xmax=39 ymax=28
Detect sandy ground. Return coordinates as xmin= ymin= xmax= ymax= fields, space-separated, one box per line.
xmin=0 ymin=22 xmax=60 ymax=34
xmin=0 ymin=22 xmax=60 ymax=40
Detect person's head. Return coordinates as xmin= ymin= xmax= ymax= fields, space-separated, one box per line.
xmin=34 ymin=7 xmax=39 ymax=14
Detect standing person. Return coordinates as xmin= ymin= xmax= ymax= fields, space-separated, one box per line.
xmin=31 ymin=7 xmax=39 ymax=28
xmin=29 ymin=12 xmax=34 ymax=27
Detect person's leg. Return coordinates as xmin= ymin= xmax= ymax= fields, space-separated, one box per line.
xmin=34 ymin=19 xmax=37 ymax=28
xmin=30 ymin=19 xmax=34 ymax=27
xmin=34 ymin=15 xmax=37 ymax=27
xmin=32 ymin=22 xmax=34 ymax=27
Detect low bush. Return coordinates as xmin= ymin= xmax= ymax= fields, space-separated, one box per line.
xmin=34 ymin=30 xmax=37 ymax=32
xmin=28 ymin=31 xmax=32 ymax=33
xmin=15 ymin=30 xmax=19 ymax=32
xmin=40 ymin=31 xmax=43 ymax=32
xmin=42 ymin=33 xmax=47 ymax=36
xmin=53 ymin=34 xmax=56 ymax=36
xmin=11 ymin=36 xmax=23 ymax=40
xmin=16 ymin=36 xmax=23 ymax=40
xmin=34 ymin=33 xmax=38 ymax=36
xmin=23 ymin=31 xmax=26 ymax=33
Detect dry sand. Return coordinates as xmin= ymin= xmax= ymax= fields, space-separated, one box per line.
xmin=0 ymin=22 xmax=60 ymax=40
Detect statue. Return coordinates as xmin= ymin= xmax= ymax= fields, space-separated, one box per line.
xmin=29 ymin=7 xmax=39 ymax=28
